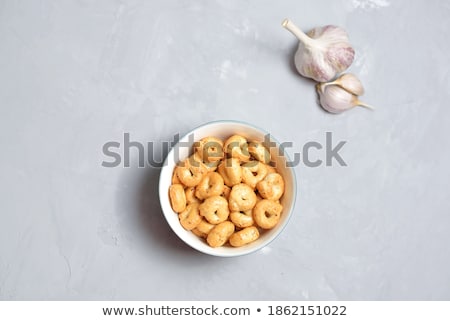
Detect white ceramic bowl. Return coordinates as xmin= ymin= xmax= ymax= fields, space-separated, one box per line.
xmin=159 ymin=120 xmax=297 ymax=257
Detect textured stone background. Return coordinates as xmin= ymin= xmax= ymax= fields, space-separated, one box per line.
xmin=1 ymin=0 xmax=449 ymax=300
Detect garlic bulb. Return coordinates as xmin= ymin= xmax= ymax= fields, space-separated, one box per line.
xmin=282 ymin=19 xmax=355 ymax=82
xmin=326 ymin=73 xmax=364 ymax=96
xmin=316 ymin=83 xmax=373 ymax=114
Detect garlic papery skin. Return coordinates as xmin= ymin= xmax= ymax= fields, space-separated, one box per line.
xmin=282 ymin=19 xmax=355 ymax=82
xmin=317 ymin=83 xmax=373 ymax=114
xmin=327 ymin=73 xmax=365 ymax=96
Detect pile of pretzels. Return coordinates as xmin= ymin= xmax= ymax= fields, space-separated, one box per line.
xmin=169 ymin=135 xmax=285 ymax=248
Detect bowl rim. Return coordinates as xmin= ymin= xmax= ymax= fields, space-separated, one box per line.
xmin=158 ymin=119 xmax=298 ymax=257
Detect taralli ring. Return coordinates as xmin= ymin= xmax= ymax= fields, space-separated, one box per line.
xmin=192 ymin=219 xmax=215 ymax=238
xmin=195 ymin=172 xmax=224 ymax=200
xmin=176 ymin=158 xmax=207 ymax=187
xmin=229 ymin=226 xmax=260 ymax=247
xmin=241 ymin=161 xmax=268 ymax=189
xmin=224 ymin=135 xmax=250 ymax=162
xmin=178 ymin=203 xmax=202 ymax=230
xmin=169 ymin=184 xmax=187 ymax=213
xmin=195 ymin=136 xmax=224 ymax=162
xmin=199 ymin=196 xmax=230 ymax=224
xmin=248 ymin=142 xmax=270 ymax=164
xmin=253 ymin=199 xmax=283 ymax=229
xmin=218 ymin=158 xmax=242 ymax=187
xmin=256 ymin=173 xmax=285 ymax=201
xmin=230 ymin=210 xmax=254 ymax=228
xmin=206 ymin=221 xmax=235 ymax=248
xmin=228 ymin=183 xmax=257 ymax=212
xmin=184 ymin=186 xmax=200 ymax=204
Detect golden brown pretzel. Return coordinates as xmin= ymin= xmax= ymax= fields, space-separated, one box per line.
xmin=169 ymin=184 xmax=187 ymax=213
xmin=253 ymin=199 xmax=283 ymax=229
xmin=224 ymin=135 xmax=250 ymax=162
xmin=184 ymin=186 xmax=200 ymax=204
xmin=248 ymin=142 xmax=270 ymax=164
xmin=217 ymin=158 xmax=242 ymax=187
xmin=192 ymin=219 xmax=215 ymax=238
xmin=229 ymin=210 xmax=254 ymax=228
xmin=195 ymin=172 xmax=224 ymax=200
xmin=228 ymin=183 xmax=257 ymax=212
xmin=178 ymin=203 xmax=202 ymax=230
xmin=199 ymin=196 xmax=230 ymax=224
xmin=241 ymin=161 xmax=268 ymax=189
xmin=195 ymin=136 xmax=224 ymax=162
xmin=256 ymin=173 xmax=285 ymax=201
xmin=206 ymin=221 xmax=235 ymax=248
xmin=175 ymin=158 xmax=207 ymax=187
xmin=229 ymin=226 xmax=260 ymax=247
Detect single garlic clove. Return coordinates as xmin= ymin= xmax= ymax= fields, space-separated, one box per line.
xmin=317 ymin=84 xmax=354 ymax=113
xmin=328 ymin=73 xmax=365 ymax=96
xmin=282 ymin=19 xmax=355 ymax=82
xmin=317 ymin=84 xmax=373 ymax=114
